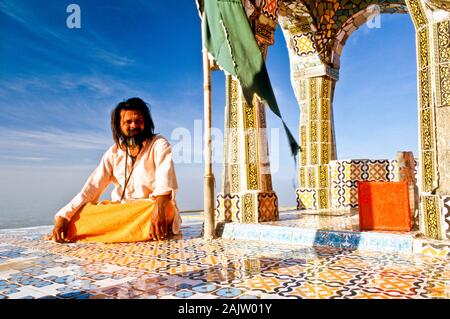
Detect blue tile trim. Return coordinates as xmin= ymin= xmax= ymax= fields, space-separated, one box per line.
xmin=222 ymin=223 xmax=414 ymax=254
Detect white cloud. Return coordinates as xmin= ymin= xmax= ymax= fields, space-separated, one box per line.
xmin=0 ymin=156 xmax=49 ymax=161
xmin=0 ymin=73 xmax=145 ymax=98
xmin=0 ymin=127 xmax=111 ymax=152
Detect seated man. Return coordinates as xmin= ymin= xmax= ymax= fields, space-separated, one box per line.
xmin=51 ymin=97 xmax=181 ymax=243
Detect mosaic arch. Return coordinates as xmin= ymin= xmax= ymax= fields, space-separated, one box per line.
xmin=278 ymin=0 xmax=408 ymax=67
xmin=277 ymin=0 xmax=413 ymax=214
xmin=216 ymin=0 xmax=450 ymax=241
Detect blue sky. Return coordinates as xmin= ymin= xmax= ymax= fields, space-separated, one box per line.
xmin=0 ymin=0 xmax=418 ymax=228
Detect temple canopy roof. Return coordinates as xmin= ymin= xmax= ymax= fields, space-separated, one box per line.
xmin=278 ymin=0 xmax=408 ymax=65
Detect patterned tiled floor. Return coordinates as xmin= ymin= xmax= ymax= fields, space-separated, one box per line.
xmin=0 ymin=213 xmax=449 ymax=299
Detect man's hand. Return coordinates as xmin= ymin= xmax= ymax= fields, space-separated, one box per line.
xmin=149 ymin=195 xmax=171 ymax=241
xmin=52 ymin=216 xmax=69 ymax=243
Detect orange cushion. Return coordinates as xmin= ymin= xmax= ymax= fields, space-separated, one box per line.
xmin=66 ymin=200 xmax=176 ymax=243
xmin=357 ymin=181 xmax=411 ymax=232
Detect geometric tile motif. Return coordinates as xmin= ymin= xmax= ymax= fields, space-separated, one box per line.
xmin=242 ymin=193 xmax=257 ymax=224
xmin=262 ymin=263 xmax=308 ymax=278
xmin=346 ymin=160 xmax=364 ymax=182
xmin=216 ymin=193 xmax=241 ymax=223
xmin=372 ymin=275 xmax=419 ymax=292
xmin=407 ymin=0 xmax=428 ymax=30
xmin=310 ymin=142 xmax=319 ymax=165
xmin=299 ymin=166 xmax=307 ymax=188
xmin=330 ymin=161 xmax=343 ymax=184
xmin=288 ymin=282 xmax=341 ymax=299
xmin=317 ymin=268 xmax=356 ymax=284
xmin=423 ymin=280 xmax=450 ymax=299
xmin=292 ymin=32 xmax=317 ymax=56
xmin=346 ymin=289 xmax=390 ymax=299
xmin=442 ymin=196 xmax=450 ymax=240
xmin=422 ymin=149 xmax=437 ymax=193
xmin=330 ymin=161 xmax=345 ymax=208
xmin=435 ymin=21 xmax=450 ymax=106
xmin=2 ymin=222 xmax=450 ymax=299
xmin=422 ymin=195 xmax=443 ymax=240
xmin=260 ymin=0 xmax=278 ymax=22
xmin=388 ymin=160 xmax=398 ymax=181
xmin=342 ymin=186 xmax=358 ymax=208
xmin=331 ymin=184 xmax=342 ymax=208
xmin=297 ymin=188 xmax=317 ymax=210
xmin=258 ymin=193 xmax=279 ymax=222
xmin=348 ymin=187 xmax=358 ymax=207
xmin=233 ymin=275 xmax=285 ymax=294
xmin=329 ymin=159 xmax=418 ymax=209
xmin=389 ymin=158 xmax=419 ymax=183
xmin=317 ymin=188 xmax=330 ymax=209
xmin=318 ymin=165 xmax=329 ymax=189
xmin=417 ymin=242 xmax=450 ymax=259
xmin=366 ymin=160 xmax=390 ymax=181
xmin=360 ymin=280 xmax=422 ymax=299
xmin=307 ymin=165 xmax=318 ymax=188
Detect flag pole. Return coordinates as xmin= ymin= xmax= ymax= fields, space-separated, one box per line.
xmin=202 ymin=10 xmax=216 ymax=240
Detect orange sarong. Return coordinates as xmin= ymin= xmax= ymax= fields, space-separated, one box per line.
xmin=65 ymin=200 xmax=175 ymax=243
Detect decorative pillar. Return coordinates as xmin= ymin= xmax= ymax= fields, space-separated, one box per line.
xmin=216 ymin=0 xmax=279 ymax=224
xmin=278 ymin=21 xmax=339 ymax=211
xmin=296 ymin=74 xmax=338 ymax=210
xmin=406 ymin=0 xmax=450 ymax=240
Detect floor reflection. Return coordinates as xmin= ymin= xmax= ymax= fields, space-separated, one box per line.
xmin=0 ymin=213 xmax=449 ymax=299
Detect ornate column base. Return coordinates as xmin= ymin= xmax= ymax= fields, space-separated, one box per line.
xmin=297 ymin=164 xmax=331 ymax=210
xmin=216 ymin=191 xmax=279 ymax=224
xmin=296 ymin=188 xmax=331 ymax=210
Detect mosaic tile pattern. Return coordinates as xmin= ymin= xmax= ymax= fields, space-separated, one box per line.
xmin=421 ymin=195 xmax=448 ymax=240
xmin=216 ymin=193 xmax=241 ymax=223
xmin=443 ymin=196 xmax=450 ymax=240
xmin=223 ymin=222 xmax=415 ymax=255
xmin=223 ymin=210 xmax=450 ymax=258
xmin=297 ymin=188 xmax=317 ymax=210
xmin=258 ymin=192 xmax=279 ymax=222
xmin=413 ymin=238 xmax=450 ymax=259
xmin=329 ymin=159 xmax=419 ymax=209
xmin=1 ymin=212 xmax=449 ymax=299
xmin=331 ymin=160 xmax=390 ymax=207
xmin=216 ymin=192 xmax=278 ymax=224
xmin=279 ymin=0 xmax=408 ymax=64
xmin=420 ymin=195 xmax=450 ymax=241
xmin=297 ymin=157 xmax=418 ymax=211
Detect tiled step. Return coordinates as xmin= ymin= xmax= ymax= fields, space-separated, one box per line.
xmin=220 ymin=223 xmax=450 ymax=258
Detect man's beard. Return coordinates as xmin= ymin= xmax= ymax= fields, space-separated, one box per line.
xmin=121 ymin=129 xmax=146 ymax=148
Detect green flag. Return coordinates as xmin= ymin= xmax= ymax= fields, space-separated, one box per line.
xmin=199 ymin=0 xmax=300 ymax=158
